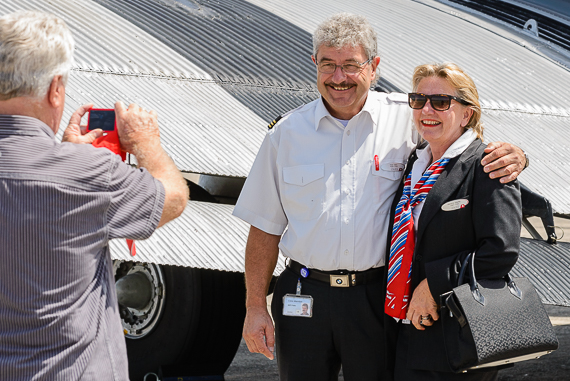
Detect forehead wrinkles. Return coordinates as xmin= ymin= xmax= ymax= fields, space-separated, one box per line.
xmin=318 ymin=57 xmax=360 ymax=63
xmin=316 ymin=44 xmax=366 ymax=58
xmin=417 ymin=78 xmax=457 ymax=96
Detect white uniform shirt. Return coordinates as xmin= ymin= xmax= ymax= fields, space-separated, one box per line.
xmin=410 ymin=129 xmax=478 ymax=232
xmin=233 ymin=91 xmax=417 ymax=271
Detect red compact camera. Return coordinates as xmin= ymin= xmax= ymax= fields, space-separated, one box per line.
xmin=87 ymin=108 xmax=125 ymax=160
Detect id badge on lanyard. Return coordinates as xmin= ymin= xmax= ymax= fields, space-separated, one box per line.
xmin=282 ymin=270 xmax=313 ymax=318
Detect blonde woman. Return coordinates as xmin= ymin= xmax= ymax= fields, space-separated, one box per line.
xmin=384 ymin=63 xmax=522 ymax=381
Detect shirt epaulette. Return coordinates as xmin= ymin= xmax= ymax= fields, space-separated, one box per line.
xmin=386 ymin=92 xmax=408 ymax=104
xmin=267 ymin=104 xmax=305 ymax=130
xmin=268 ymin=115 xmax=282 ymax=130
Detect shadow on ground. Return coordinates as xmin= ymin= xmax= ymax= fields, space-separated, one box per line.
xmin=225 ymin=305 xmax=570 ymax=381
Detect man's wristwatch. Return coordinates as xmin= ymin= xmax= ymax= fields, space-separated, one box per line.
xmin=523 ymin=151 xmax=530 ymax=170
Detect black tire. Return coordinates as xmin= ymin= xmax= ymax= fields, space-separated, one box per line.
xmin=125 ymin=267 xmax=246 ymax=380
xmin=126 ymin=265 xmax=202 ymax=381
xmin=161 ymin=269 xmax=246 ymax=377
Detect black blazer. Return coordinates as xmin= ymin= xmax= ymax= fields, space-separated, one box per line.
xmin=383 ymin=138 xmax=522 ymax=373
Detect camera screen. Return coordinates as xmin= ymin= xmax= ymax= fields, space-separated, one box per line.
xmin=89 ymin=110 xmax=116 ymax=131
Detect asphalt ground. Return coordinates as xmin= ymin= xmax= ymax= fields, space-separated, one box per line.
xmin=225 ymin=305 xmax=570 ymax=381
xmin=226 ymin=218 xmax=570 ymax=380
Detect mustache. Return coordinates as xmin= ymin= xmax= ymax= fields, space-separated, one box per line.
xmin=324 ymin=82 xmax=355 ymax=87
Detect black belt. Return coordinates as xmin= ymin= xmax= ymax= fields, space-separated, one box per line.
xmin=288 ymin=260 xmax=383 ymax=287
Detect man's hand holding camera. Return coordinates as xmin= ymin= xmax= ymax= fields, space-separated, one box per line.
xmin=62 ymin=103 xmax=102 ymax=144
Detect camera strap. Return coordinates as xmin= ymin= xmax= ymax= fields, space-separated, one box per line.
xmin=92 ymin=132 xmax=136 ymax=256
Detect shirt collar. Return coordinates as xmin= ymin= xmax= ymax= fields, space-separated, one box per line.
xmin=417 ymin=129 xmax=478 ymax=162
xmin=0 ymin=114 xmax=55 ymax=138
xmin=441 ymin=129 xmax=477 ymax=159
xmin=315 ymin=97 xmax=331 ymax=131
xmin=315 ymin=90 xmax=376 ymax=131
xmin=360 ymin=91 xmax=379 ymax=124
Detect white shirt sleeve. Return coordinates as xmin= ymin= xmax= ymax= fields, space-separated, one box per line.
xmin=232 ymin=132 xmax=287 ymax=235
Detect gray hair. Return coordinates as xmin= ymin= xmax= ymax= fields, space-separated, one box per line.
xmin=0 ymin=11 xmax=75 ymax=101
xmin=313 ymin=13 xmax=379 ymax=80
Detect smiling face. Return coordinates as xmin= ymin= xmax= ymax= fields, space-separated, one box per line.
xmin=312 ymin=44 xmax=379 ymax=120
xmin=413 ymin=76 xmax=473 ymax=152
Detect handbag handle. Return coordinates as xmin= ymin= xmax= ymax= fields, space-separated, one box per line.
xmin=466 ymin=252 xmax=486 ymax=306
xmin=456 ymin=252 xmax=522 ymax=306
xmin=456 ymin=253 xmax=471 ymax=286
xmin=506 ymin=273 xmax=522 ymax=299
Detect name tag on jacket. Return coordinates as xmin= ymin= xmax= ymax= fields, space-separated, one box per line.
xmin=441 ymin=199 xmax=469 ymax=211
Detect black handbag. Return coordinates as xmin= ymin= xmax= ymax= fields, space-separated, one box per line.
xmin=440 ymin=252 xmax=559 ymax=373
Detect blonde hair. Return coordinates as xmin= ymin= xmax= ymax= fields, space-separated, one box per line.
xmin=412 ymin=63 xmax=483 ymax=139
xmin=0 ymin=11 xmax=75 ymax=100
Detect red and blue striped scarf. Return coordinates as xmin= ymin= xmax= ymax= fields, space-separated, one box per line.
xmin=385 ymin=157 xmax=450 ymax=319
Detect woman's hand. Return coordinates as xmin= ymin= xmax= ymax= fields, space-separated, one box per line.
xmin=406 ymin=278 xmax=439 ymax=331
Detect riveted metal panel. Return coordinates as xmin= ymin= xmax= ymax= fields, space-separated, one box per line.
xmin=483 ymin=110 xmax=570 ymax=215
xmin=245 ymin=0 xmax=570 ymax=215
xmin=109 ymin=201 xmax=287 ymax=275
xmin=0 ymin=0 xmax=211 ymax=80
xmin=247 ymin=0 xmax=570 ymax=109
xmin=514 ymin=238 xmax=570 ymax=306
xmin=61 ymin=70 xmax=266 ymax=176
xmin=3 ymin=0 xmax=570 ymax=279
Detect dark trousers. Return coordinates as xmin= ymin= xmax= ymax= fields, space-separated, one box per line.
xmin=271 ymin=267 xmax=387 ymax=381
xmin=394 ymin=323 xmax=499 ymax=381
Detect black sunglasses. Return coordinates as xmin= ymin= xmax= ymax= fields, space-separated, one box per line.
xmin=408 ymin=93 xmax=471 ymax=111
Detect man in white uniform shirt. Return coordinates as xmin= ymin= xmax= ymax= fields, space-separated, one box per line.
xmin=233 ymin=13 xmax=526 ymax=381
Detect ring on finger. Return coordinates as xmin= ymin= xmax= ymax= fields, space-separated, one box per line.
xmin=421 ymin=315 xmax=432 ymax=321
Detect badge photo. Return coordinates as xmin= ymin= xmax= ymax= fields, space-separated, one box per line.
xmin=282 ymin=294 xmax=313 ymax=318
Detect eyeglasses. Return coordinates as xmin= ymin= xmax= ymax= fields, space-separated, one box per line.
xmin=408 ymin=93 xmax=471 ymax=111
xmin=315 ymin=58 xmax=372 ymax=74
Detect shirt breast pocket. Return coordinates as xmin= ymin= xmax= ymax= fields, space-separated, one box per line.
xmin=282 ymin=164 xmax=325 ymax=220
xmin=371 ymin=158 xmax=405 ymax=214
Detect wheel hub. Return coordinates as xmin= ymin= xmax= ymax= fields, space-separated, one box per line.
xmin=114 ymin=261 xmax=166 ymax=339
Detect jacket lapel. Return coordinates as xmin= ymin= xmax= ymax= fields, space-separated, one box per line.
xmin=415 ymin=140 xmax=482 ymax=247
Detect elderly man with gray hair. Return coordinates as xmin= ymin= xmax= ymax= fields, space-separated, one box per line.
xmin=234 ymin=13 xmax=526 ymax=380
xmin=0 ymin=11 xmax=188 ymax=380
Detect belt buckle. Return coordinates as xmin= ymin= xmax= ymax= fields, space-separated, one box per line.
xmin=330 ymin=274 xmax=349 ymax=287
